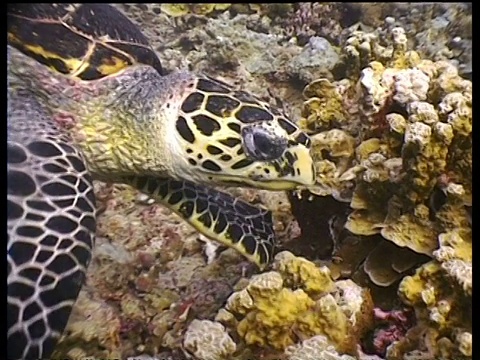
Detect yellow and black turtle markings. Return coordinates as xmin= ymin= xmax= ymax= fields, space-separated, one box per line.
xmin=7 ymin=3 xmax=163 ymax=80
xmin=174 ymin=76 xmax=315 ymax=187
xmin=128 ymin=176 xmax=275 ymax=268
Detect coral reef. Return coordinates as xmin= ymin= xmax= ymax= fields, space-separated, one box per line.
xmin=218 ymin=251 xmax=374 ymax=356
xmin=160 ymin=4 xmax=231 ymax=17
xmin=183 ymin=319 xmax=236 ymax=360
xmin=48 ymin=4 xmax=471 ymax=360
xmin=299 ymin=20 xmax=471 ymax=278
xmin=387 ymin=245 xmax=471 ymax=359
xmin=295 ymin=16 xmax=471 ymax=360
xmin=53 ymin=182 xmax=257 ymax=358
xmin=285 ymin=335 xmax=356 ymax=360
xmin=51 ymin=289 xmax=122 ymax=360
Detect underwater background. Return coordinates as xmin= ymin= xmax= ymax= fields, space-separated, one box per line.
xmin=52 ymin=3 xmax=472 ymax=359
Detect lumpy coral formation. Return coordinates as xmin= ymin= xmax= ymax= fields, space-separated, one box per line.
xmin=285 ymin=335 xmax=357 ymax=360
xmin=300 ymin=20 xmax=471 ymax=264
xmin=298 ymin=19 xmax=471 ymax=359
xmin=160 ymin=3 xmax=231 ymax=17
xmin=218 ymin=251 xmax=374 ymax=356
xmin=385 ymin=229 xmax=471 ymax=359
xmin=272 ymin=250 xmax=335 ymax=295
xmin=183 ymin=319 xmax=236 ymax=360
xmin=389 ymin=263 xmax=471 ymax=358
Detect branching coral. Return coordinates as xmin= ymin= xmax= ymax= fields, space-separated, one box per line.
xmin=281 ymin=3 xmax=344 ymax=45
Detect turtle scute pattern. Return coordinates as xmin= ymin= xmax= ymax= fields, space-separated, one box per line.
xmin=8 ymin=90 xmax=96 ymax=359
xmin=7 ymin=3 xmax=314 ymax=358
xmin=129 ymin=176 xmax=275 ymax=266
xmin=7 ymin=3 xmax=164 ymax=80
xmin=175 ymin=76 xmax=313 ymax=182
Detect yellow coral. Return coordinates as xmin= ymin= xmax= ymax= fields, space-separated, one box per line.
xmin=433 ymin=230 xmax=472 ymax=295
xmin=396 ymin=256 xmax=472 ymax=358
xmin=311 ymin=130 xmax=355 ymax=159
xmin=399 ymin=262 xmax=438 ymax=306
xmin=234 ymin=272 xmax=314 ymax=350
xmin=434 ymin=231 xmax=471 ymax=263
xmin=456 ymin=331 xmax=472 ymax=357
xmin=380 ymin=205 xmax=439 ymax=255
xmin=434 ymin=60 xmax=471 ymax=95
xmin=389 ymin=49 xmax=421 ymax=69
xmin=297 ymin=295 xmax=354 ymax=354
xmin=297 ymin=18 xmax=472 ymax=359
xmin=223 ymin=254 xmax=372 ymax=353
xmin=355 ymin=138 xmax=382 ymax=161
xmin=345 ymin=209 xmax=383 ymax=236
xmin=160 ymin=4 xmax=189 ymax=17
xmin=439 ymin=92 xmax=472 ymax=136
xmin=273 ymin=251 xmax=334 ymax=295
xmin=160 ymin=3 xmax=230 ymax=17
xmin=299 ymin=79 xmax=347 ymax=131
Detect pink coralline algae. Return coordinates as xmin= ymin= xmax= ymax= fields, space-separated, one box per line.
xmin=363 ymin=307 xmax=415 ymax=357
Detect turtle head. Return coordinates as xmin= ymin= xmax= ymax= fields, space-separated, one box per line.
xmin=171 ymin=76 xmax=315 ymax=190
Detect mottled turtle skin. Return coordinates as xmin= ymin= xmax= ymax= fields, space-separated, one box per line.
xmin=7 ymin=4 xmax=315 ymax=359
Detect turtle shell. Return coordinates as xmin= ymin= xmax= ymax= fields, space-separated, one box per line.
xmin=7 ymin=3 xmax=164 ymax=80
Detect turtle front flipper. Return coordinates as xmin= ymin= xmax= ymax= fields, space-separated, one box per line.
xmin=128 ymin=177 xmax=276 ymax=269
xmin=8 ymin=86 xmax=96 ymax=359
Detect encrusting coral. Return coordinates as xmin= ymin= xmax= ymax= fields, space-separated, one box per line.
xmin=217 ymin=251 xmax=374 ymax=356
xmin=272 ymin=250 xmax=335 ymax=295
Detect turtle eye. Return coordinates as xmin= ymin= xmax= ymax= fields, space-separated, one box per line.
xmin=253 ymin=132 xmax=272 ymax=155
xmin=242 ymin=126 xmax=287 ymax=161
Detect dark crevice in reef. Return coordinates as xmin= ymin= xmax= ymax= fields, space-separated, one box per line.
xmin=283 ymin=192 xmax=351 ymax=260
